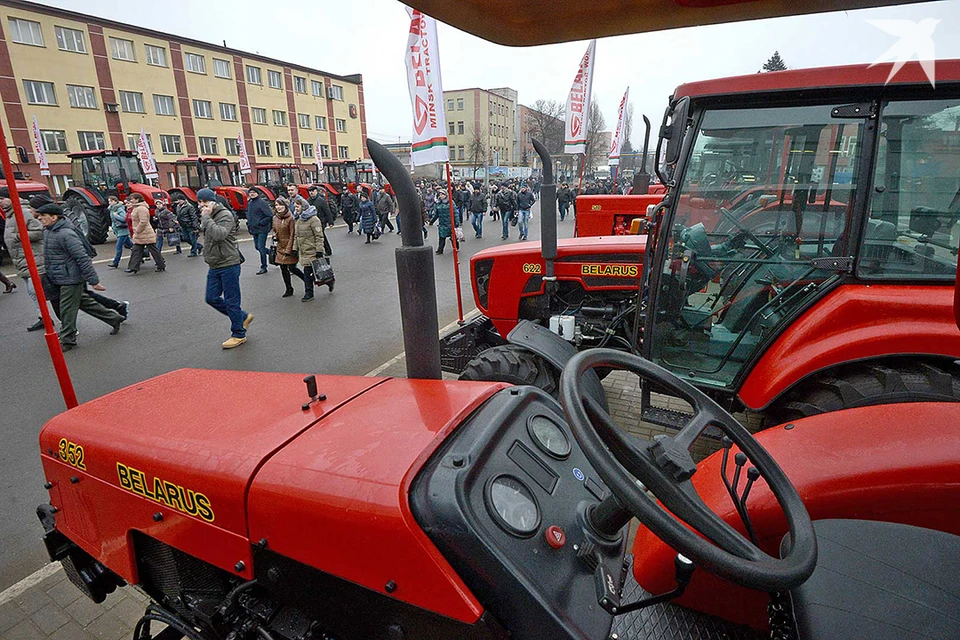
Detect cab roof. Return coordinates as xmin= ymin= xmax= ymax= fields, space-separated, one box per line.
xmin=176 ymin=156 xmax=230 ymax=164
xmin=406 ymin=0 xmax=929 ymax=46
xmin=675 ymin=59 xmax=959 ymax=100
xmin=67 ymin=149 xmax=136 ymax=158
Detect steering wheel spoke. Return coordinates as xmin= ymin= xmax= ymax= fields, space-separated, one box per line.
xmin=560 ymin=348 xmax=817 ymax=593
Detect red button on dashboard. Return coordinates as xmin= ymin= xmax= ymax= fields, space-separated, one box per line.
xmin=545 ymin=525 xmax=566 ymax=549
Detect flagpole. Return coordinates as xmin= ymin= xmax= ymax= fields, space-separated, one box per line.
xmin=1 ymin=123 xmax=77 ymax=409
xmin=445 ymin=161 xmax=464 ymax=324
xmin=577 ymin=148 xmax=587 ymax=196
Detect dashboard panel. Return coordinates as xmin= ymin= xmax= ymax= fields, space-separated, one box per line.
xmin=411 ymin=386 xmax=627 ymax=640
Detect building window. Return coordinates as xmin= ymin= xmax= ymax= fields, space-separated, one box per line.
xmin=315 ymin=116 xmax=327 ymax=130
xmin=144 ymin=44 xmax=166 ymax=67
xmin=23 ymin=80 xmax=56 ymax=106
xmin=246 ymin=65 xmax=262 ymax=85
xmin=213 ymin=58 xmax=231 ymax=79
xmin=337 ymin=145 xmax=349 ymax=158
xmin=224 ymin=137 xmax=240 ymax=155
xmin=255 ymin=140 xmax=271 ymax=156
xmin=9 ymin=18 xmax=43 ymax=46
xmin=294 ymin=76 xmax=307 ymax=93
xmin=193 ymin=99 xmax=212 ymax=119
xmin=55 ymin=26 xmax=85 ymax=53
xmin=448 ymin=122 xmax=455 ymax=136
xmin=110 ymin=37 xmax=135 ymax=61
xmin=160 ymin=135 xmax=182 ymax=154
xmin=77 ymin=131 xmax=105 ymax=151
xmin=41 ymin=130 xmax=68 ymax=153
xmin=118 ymin=90 xmax=144 ymax=113
xmin=447 ymin=99 xmax=453 ymax=111
xmin=298 ymin=113 xmax=310 ymax=129
xmin=66 ymin=84 xmax=97 ymax=109
xmin=277 ymin=141 xmax=291 ymax=157
xmin=335 ymin=118 xmax=346 ymax=133
xmin=329 ymin=84 xmax=344 ymax=101
xmin=268 ymin=70 xmax=282 ymax=89
xmin=126 ymin=133 xmax=153 ymax=152
xmin=219 ymin=102 xmax=237 ymax=121
xmin=457 ymin=146 xmax=464 ymax=161
xmin=300 ymin=142 xmax=313 ymax=158
xmin=319 ymin=144 xmax=330 ymax=159
xmin=272 ymin=110 xmax=287 ymax=126
xmin=457 ymin=98 xmax=464 ymax=110
xmin=311 ymin=80 xmax=323 ymax=97
xmin=251 ymin=107 xmax=267 ymax=124
xmin=184 ymin=52 xmax=205 ymax=74
xmin=154 ymin=94 xmax=175 ymax=116
xmin=199 ymin=137 xmax=218 ymax=155
xmin=457 ymin=121 xmax=464 ymax=135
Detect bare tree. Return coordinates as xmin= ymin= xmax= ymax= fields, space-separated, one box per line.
xmin=527 ymin=99 xmax=565 ymax=156
xmin=467 ymin=125 xmax=486 ymax=179
xmin=585 ymin=100 xmax=607 ymax=172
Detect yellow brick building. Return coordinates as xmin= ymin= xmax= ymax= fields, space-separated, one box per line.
xmin=0 ymin=0 xmax=368 ymax=194
xmin=442 ymin=87 xmax=518 ymax=178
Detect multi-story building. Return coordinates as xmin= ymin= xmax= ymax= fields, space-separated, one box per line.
xmin=0 ymin=0 xmax=368 ymax=194
xmin=442 ymin=87 xmax=517 ymax=177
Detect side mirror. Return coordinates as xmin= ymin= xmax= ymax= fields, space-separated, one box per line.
xmin=663 ymin=97 xmax=690 ymax=166
xmin=16 ymin=146 xmax=28 ymax=163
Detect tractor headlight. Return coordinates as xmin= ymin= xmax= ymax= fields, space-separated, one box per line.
xmin=474 ymin=258 xmax=494 ymax=310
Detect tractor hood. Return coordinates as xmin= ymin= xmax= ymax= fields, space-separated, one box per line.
xmin=39 ymin=370 xmax=505 ymax=622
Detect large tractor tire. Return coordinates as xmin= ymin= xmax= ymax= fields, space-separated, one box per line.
xmin=459 ymin=344 xmax=559 ymax=398
xmin=65 ymin=195 xmax=109 ymax=245
xmin=767 ymin=360 xmax=960 ymax=425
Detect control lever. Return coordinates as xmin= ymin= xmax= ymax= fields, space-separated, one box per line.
xmin=608 ymin=555 xmax=696 ymax=615
xmin=720 ymin=437 xmax=759 ymax=544
xmin=301 ymin=374 xmax=327 ymax=411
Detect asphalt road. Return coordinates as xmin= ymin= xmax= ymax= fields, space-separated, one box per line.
xmin=0 ymin=201 xmax=575 ymax=590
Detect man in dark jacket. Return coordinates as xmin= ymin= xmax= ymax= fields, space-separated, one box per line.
xmin=37 ymin=204 xmax=124 ymax=351
xmin=497 ymin=186 xmax=516 ymax=240
xmin=245 ymin=188 xmax=273 ymax=274
xmin=517 ymin=186 xmax=536 ymax=241
xmin=307 ymin=185 xmax=333 ymax=257
xmin=175 ymin=195 xmax=202 ymax=257
xmin=340 ymin=191 xmax=358 ymax=233
xmin=374 ymin=186 xmax=395 ymax=233
xmin=198 ymin=189 xmax=252 ymax=349
xmin=558 ymin=183 xmax=572 ymax=222
xmin=468 ymin=187 xmax=486 ymax=239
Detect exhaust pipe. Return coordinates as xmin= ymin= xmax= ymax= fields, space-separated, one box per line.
xmin=532 ymin=139 xmax=557 ymax=283
xmin=366 ymin=139 xmax=442 ymax=380
xmin=633 ymin=115 xmax=652 ymax=195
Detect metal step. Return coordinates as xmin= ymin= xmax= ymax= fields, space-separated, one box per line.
xmin=641 ymin=406 xmax=724 ymax=440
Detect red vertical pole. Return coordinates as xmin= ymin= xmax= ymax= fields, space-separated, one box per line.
xmin=0 ymin=126 xmax=78 ymax=409
xmin=445 ymin=162 xmax=464 ymax=324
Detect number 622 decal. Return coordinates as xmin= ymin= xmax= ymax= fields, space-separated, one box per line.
xmin=58 ymin=438 xmax=86 ymax=470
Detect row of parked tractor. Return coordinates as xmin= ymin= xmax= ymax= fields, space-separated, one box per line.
xmin=2 ymin=150 xmax=376 ymax=245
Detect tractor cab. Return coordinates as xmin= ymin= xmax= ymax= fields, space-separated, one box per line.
xmin=324 ymin=159 xmax=374 ymax=200
xmin=172 ymin=157 xmax=248 ymax=215
xmin=255 ymin=164 xmax=312 ymax=201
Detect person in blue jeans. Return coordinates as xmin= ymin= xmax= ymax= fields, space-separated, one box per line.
xmin=245 ymin=188 xmax=273 ymax=274
xmin=516 ymin=186 xmax=536 ymax=241
xmin=197 ymin=189 xmax=252 ymax=349
xmin=107 ymin=195 xmax=133 ymax=268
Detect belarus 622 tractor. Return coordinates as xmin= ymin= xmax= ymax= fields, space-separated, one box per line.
xmin=445 ymin=58 xmax=960 ymax=428
xmin=63 ymin=149 xmax=169 ymax=244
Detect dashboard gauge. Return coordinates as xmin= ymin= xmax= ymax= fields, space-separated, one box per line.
xmin=527 ymin=415 xmax=571 ymax=459
xmin=486 ymin=475 xmax=540 ymax=537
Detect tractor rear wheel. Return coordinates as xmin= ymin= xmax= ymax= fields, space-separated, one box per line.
xmin=459 ymin=345 xmax=559 ymax=398
xmin=65 ymin=195 xmax=109 ymax=245
xmin=766 ymin=360 xmax=960 ymax=425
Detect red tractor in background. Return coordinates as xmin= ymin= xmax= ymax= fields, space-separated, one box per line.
xmin=63 ymin=150 xmax=169 ymax=244
xmin=252 ymin=164 xmax=314 ymax=202
xmin=0 ymin=147 xmax=52 ymax=266
xmin=169 ymin=157 xmax=249 ymax=217
xmin=444 ymin=59 xmax=960 ymax=429
xmin=323 ymin=159 xmax=375 ymax=204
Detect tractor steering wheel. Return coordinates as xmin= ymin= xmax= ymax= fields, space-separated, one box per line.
xmin=559 ymin=349 xmax=817 ymax=593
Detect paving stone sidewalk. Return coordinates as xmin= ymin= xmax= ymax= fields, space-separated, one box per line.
xmin=0 ymin=359 xmax=758 ymax=639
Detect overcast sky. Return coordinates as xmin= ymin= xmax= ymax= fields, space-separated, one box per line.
xmin=43 ymin=0 xmax=960 ymax=149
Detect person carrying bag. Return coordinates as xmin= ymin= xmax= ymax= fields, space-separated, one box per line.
xmin=293 ymin=199 xmax=331 ymax=301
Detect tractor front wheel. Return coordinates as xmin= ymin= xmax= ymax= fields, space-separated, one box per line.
xmin=766 ymin=360 xmax=960 ymax=425
xmin=459 ymin=345 xmax=559 ymax=398
xmin=65 ymin=195 xmax=109 ymax=245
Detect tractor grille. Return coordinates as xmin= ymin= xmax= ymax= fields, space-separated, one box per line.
xmin=133 ymin=532 xmax=230 ymax=619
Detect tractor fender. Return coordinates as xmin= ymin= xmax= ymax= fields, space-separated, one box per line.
xmin=63 ymin=187 xmax=105 ymax=208
xmin=738 ymin=284 xmax=960 ymax=411
xmin=169 ymin=187 xmax=198 ymax=203
xmin=253 ymin=186 xmax=276 ymax=201
xmin=506 ymin=320 xmax=608 ymax=411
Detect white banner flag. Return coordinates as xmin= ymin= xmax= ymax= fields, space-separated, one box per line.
xmin=564 ymin=40 xmax=597 ymax=155
xmin=608 ymin=87 xmax=629 ymax=166
xmin=137 ymin=127 xmax=158 ymax=179
xmin=238 ymin=134 xmax=251 ymax=175
xmin=31 ymin=115 xmax=49 ymax=176
xmin=405 ymin=7 xmax=448 ymax=167
xmin=314 ymin=138 xmax=325 ymax=180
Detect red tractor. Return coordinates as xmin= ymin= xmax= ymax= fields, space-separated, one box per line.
xmin=324 ymin=159 xmax=374 ymax=203
xmin=170 ymin=156 xmax=249 ymax=217
xmin=63 ymin=150 xmax=169 ymax=244
xmin=253 ymin=164 xmax=314 ymax=202
xmin=444 ymin=59 xmax=960 ymax=429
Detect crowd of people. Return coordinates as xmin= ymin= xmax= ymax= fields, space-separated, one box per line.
xmin=0 ymin=172 xmax=630 ymax=352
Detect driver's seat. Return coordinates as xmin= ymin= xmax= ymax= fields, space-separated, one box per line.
xmin=785 ymin=519 xmax=960 ymax=640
